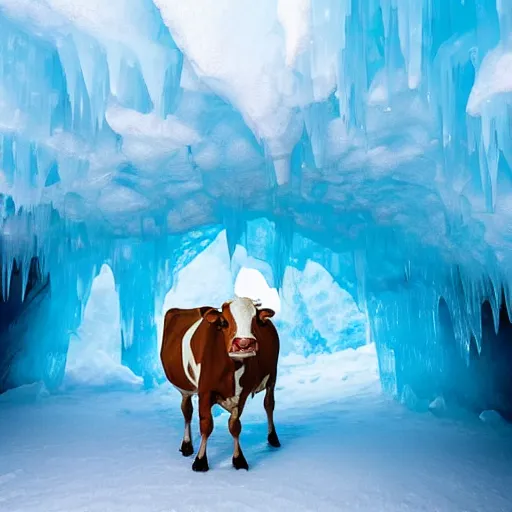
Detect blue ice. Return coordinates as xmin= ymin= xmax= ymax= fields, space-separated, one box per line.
xmin=0 ymin=0 xmax=511 ymax=410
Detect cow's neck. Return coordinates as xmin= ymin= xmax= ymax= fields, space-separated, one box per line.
xmin=232 ymin=360 xmax=246 ymax=396
xmin=233 ymin=360 xmax=244 ymax=371
xmin=231 ymin=357 xmax=258 ymax=394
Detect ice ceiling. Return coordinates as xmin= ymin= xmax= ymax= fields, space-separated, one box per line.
xmin=0 ymin=1 xmax=512 ymax=400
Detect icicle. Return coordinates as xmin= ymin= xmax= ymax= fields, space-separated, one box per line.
xmin=19 ymin=253 xmax=31 ymax=303
xmin=2 ymin=255 xmax=13 ymax=302
xmin=404 ymin=260 xmax=411 ymax=282
xmin=487 ymin=270 xmax=502 ymax=335
xmin=381 ymin=0 xmax=392 ymax=38
xmin=504 ymin=280 xmax=512 ymax=325
xmin=121 ymin=310 xmax=135 ymax=350
xmin=272 ymin=219 xmax=294 ymax=292
xmin=353 ymin=249 xmax=368 ymax=312
xmin=395 ymin=0 xmax=421 ymax=89
xmin=496 ymin=0 xmax=512 ymax=46
xmin=137 ymin=46 xmax=170 ymax=116
xmin=406 ymin=0 xmax=423 ymax=89
xmin=73 ymin=33 xmax=110 ymax=135
xmin=481 ymin=111 xmax=499 ymax=213
xmin=223 ymin=206 xmax=246 ymax=262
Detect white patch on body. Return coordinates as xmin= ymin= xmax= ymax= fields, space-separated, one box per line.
xmin=234 ymin=365 xmax=244 ymax=395
xmin=229 ymin=297 xmax=257 ymax=340
xmin=173 ymin=385 xmax=194 ymax=396
xmin=218 ymin=365 xmax=245 ymax=412
xmin=182 ymin=318 xmax=202 ymax=390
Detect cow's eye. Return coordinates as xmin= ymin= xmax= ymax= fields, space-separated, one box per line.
xmin=216 ymin=318 xmax=228 ymax=330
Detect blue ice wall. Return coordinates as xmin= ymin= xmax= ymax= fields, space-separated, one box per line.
xmin=0 ymin=1 xmax=511 ymax=413
xmin=0 ymin=199 xmax=223 ymax=388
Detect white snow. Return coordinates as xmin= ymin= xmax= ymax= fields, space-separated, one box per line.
xmin=467 ymin=47 xmax=512 ymax=116
xmin=154 ymin=0 xmax=304 ymax=171
xmin=64 ymin=265 xmax=143 ymax=391
xmin=1 ymin=343 xmax=511 ymax=512
xmin=277 ymin=0 xmax=311 ymax=68
xmin=106 ymin=105 xmax=201 ymax=161
xmin=162 ymin=231 xmax=234 ymax=310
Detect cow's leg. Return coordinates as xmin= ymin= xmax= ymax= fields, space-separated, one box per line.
xmin=264 ymin=382 xmax=281 ymax=448
xmin=179 ymin=393 xmax=194 ymax=457
xmin=192 ymin=392 xmax=213 ymax=472
xmin=229 ymin=397 xmax=249 ymax=470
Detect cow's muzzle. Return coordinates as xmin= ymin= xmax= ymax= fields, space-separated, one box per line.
xmin=229 ymin=338 xmax=258 ymax=358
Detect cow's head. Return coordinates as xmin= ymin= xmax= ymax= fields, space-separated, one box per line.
xmin=203 ymin=297 xmax=275 ymax=359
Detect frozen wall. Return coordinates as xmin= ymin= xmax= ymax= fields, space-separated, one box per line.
xmin=0 ymin=1 xmax=511 ymax=416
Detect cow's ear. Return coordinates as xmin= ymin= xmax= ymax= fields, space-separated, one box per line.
xmin=204 ymin=309 xmax=222 ymax=324
xmin=258 ymin=308 xmax=275 ymax=323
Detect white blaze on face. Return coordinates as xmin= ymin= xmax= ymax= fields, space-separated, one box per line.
xmin=229 ymin=297 xmax=257 ymax=340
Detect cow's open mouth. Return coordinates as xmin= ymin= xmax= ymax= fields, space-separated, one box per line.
xmin=229 ymin=339 xmax=258 ymax=358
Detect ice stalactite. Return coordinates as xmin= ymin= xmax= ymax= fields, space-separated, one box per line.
xmin=111 ymin=240 xmax=160 ymax=384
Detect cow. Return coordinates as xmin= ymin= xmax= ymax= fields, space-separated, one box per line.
xmin=160 ymin=296 xmax=281 ymax=472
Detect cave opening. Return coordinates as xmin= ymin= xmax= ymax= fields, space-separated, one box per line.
xmin=2 ymin=210 xmax=512 ymax=512
xmin=1 ymin=1 xmax=512 ymax=509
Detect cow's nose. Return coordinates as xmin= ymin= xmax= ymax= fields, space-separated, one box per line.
xmin=234 ymin=337 xmax=253 ymax=348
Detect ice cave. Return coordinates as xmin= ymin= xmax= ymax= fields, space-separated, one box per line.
xmin=1 ymin=1 xmax=512 ymax=510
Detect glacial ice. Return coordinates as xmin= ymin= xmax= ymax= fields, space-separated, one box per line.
xmin=0 ymin=0 xmax=511 ymax=405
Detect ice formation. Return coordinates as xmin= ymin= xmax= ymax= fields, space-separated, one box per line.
xmin=0 ymin=0 xmax=511 ymax=412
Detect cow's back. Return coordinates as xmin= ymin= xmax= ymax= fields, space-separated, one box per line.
xmin=160 ymin=307 xmax=212 ymax=393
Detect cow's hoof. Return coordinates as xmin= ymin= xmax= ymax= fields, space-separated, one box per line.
xmin=180 ymin=440 xmax=194 ymax=457
xmin=232 ymin=452 xmax=249 ymax=471
xmin=192 ymin=455 xmax=209 ymax=472
xmin=268 ymin=430 xmax=281 ymax=448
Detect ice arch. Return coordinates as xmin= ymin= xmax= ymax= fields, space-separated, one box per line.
xmin=152 ymin=229 xmax=366 ymax=358
xmin=63 ymin=264 xmax=141 ymax=390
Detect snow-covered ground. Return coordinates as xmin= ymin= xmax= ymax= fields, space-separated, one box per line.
xmin=0 ymin=345 xmax=512 ymax=512
xmin=1 ymin=343 xmax=511 ymax=512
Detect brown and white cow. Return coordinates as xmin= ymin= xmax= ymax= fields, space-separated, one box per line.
xmin=160 ymin=296 xmax=281 ymax=472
